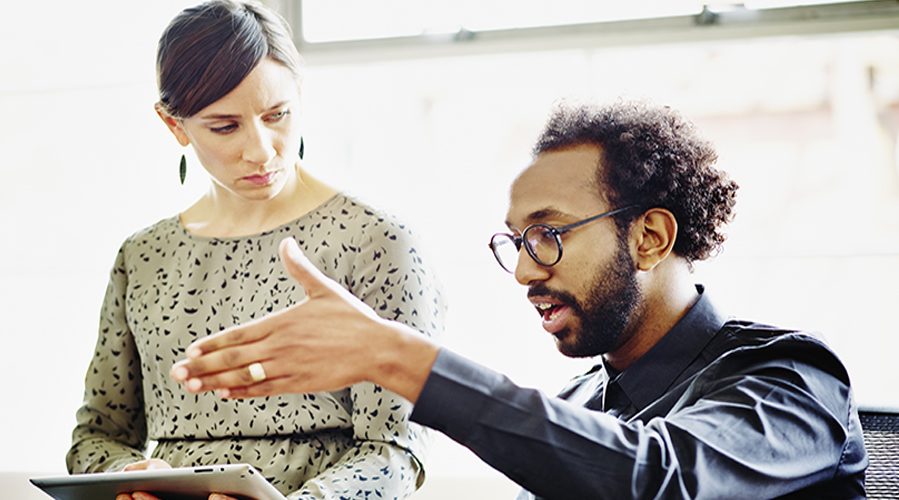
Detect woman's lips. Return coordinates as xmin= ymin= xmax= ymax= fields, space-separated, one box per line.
xmin=243 ymin=171 xmax=277 ymax=185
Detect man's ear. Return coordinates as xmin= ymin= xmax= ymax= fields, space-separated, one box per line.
xmin=155 ymin=102 xmax=190 ymax=147
xmin=633 ymin=207 xmax=677 ymax=272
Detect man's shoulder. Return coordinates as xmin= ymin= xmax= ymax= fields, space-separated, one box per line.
xmin=716 ymin=319 xmax=829 ymax=352
xmin=709 ymin=320 xmax=850 ymax=384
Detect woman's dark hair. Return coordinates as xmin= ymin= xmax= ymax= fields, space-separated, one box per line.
xmin=156 ymin=0 xmax=303 ymax=118
xmin=533 ymin=100 xmax=738 ymax=263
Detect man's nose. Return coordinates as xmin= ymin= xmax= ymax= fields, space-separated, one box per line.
xmin=514 ymin=247 xmax=551 ymax=286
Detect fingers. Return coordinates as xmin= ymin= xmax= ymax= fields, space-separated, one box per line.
xmin=131 ymin=493 xmax=163 ymax=500
xmin=122 ymin=491 xmax=228 ymax=500
xmin=184 ymin=313 xmax=272 ymax=359
xmin=117 ymin=461 xmax=168 ymax=500
xmin=214 ymin=377 xmax=296 ymax=400
xmin=123 ymin=459 xmax=172 ymax=471
xmin=172 ymin=238 xmax=321 ymax=389
xmin=171 ymin=237 xmax=381 ymax=396
xmin=174 ymin=357 xmax=281 ymax=395
xmin=172 ymin=338 xmax=270 ymax=389
xmin=171 ymin=304 xmax=303 ymax=391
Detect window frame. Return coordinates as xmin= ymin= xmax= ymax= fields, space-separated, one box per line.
xmin=277 ymin=0 xmax=899 ymax=65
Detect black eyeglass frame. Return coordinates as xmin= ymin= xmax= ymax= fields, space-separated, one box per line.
xmin=489 ymin=204 xmax=641 ymax=273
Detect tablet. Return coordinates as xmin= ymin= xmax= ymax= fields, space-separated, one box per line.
xmin=30 ymin=463 xmax=286 ymax=500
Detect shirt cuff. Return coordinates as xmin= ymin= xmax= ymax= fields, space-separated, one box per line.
xmin=410 ymin=348 xmax=506 ymax=443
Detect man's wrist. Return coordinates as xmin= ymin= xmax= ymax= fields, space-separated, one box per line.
xmin=372 ymin=320 xmax=440 ymax=404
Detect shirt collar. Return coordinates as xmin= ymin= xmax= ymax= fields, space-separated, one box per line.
xmin=606 ymin=284 xmax=728 ymax=411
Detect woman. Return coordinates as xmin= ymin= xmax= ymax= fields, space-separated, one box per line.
xmin=65 ymin=2 xmax=447 ymax=499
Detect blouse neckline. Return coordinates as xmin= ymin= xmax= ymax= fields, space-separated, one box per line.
xmin=173 ymin=193 xmax=343 ymax=242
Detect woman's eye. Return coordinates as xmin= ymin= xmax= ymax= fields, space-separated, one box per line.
xmin=210 ymin=124 xmax=237 ymax=134
xmin=267 ymin=109 xmax=290 ymax=122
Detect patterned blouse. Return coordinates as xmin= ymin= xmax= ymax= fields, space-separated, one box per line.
xmin=66 ymin=194 xmax=447 ymax=499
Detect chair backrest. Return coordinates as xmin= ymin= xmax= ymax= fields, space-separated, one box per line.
xmin=858 ymin=406 xmax=899 ymax=500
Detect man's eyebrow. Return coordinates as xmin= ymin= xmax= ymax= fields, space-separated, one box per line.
xmin=527 ymin=207 xmax=569 ymax=222
xmin=505 ymin=207 xmax=572 ymax=230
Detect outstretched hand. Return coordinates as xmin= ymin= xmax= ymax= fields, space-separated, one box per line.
xmin=170 ymin=237 xmax=438 ymax=403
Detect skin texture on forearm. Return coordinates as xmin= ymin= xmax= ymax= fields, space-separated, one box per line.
xmin=364 ymin=319 xmax=440 ymax=404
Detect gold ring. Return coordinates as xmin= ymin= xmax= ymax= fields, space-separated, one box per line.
xmin=248 ymin=362 xmax=266 ymax=383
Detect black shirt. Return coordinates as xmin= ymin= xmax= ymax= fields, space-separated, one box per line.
xmin=411 ymin=286 xmax=867 ymax=499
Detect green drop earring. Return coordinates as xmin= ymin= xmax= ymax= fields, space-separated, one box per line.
xmin=179 ymin=154 xmax=187 ymax=185
xmin=299 ymin=136 xmax=304 ymax=160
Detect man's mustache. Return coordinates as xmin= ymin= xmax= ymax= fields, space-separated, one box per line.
xmin=528 ymin=284 xmax=579 ymax=311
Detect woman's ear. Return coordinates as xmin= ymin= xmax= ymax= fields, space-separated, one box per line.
xmin=154 ymin=102 xmax=190 ymax=147
xmin=633 ymin=207 xmax=677 ymax=272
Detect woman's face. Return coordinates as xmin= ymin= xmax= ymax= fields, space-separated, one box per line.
xmin=162 ymin=58 xmax=303 ymax=203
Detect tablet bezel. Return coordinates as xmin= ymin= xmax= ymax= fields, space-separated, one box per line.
xmin=30 ymin=463 xmax=286 ymax=500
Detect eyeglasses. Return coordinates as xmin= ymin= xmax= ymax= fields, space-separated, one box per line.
xmin=488 ymin=205 xmax=640 ymax=274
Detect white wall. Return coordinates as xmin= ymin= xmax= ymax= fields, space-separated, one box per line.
xmin=1 ymin=4 xmax=898 ymax=498
xmin=0 ymin=0 xmax=209 ymax=474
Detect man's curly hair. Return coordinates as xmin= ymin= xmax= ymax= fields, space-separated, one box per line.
xmin=533 ymin=100 xmax=738 ymax=263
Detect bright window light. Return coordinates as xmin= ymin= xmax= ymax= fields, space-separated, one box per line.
xmin=301 ymin=0 xmax=878 ymax=42
xmin=744 ymin=0 xmax=868 ymax=7
xmin=301 ymin=0 xmax=704 ymax=42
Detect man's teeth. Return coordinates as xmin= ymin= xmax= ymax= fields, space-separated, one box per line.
xmin=536 ymin=303 xmax=561 ymax=320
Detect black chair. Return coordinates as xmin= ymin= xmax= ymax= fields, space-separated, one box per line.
xmin=858 ymin=406 xmax=899 ymax=499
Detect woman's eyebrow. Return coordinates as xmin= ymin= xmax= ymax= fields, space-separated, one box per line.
xmin=198 ymin=113 xmax=240 ymax=120
xmin=197 ymin=101 xmax=291 ymax=121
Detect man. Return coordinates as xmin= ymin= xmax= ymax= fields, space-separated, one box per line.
xmin=172 ymin=100 xmax=868 ymax=499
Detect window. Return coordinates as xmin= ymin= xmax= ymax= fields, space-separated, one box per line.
xmin=298 ymin=0 xmax=877 ymax=43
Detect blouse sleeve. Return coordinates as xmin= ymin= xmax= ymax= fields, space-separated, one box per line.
xmin=66 ymin=243 xmax=149 ymax=473
xmin=288 ymin=210 xmax=448 ymax=499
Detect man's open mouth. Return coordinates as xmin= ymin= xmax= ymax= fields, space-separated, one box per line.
xmin=536 ymin=302 xmax=563 ymax=320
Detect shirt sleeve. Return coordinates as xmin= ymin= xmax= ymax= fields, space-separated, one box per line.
xmin=66 ymin=244 xmax=149 ymax=473
xmin=412 ymin=342 xmax=865 ymax=500
xmin=289 ymin=211 xmax=448 ymax=499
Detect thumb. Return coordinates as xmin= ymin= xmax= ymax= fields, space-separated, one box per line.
xmin=279 ymin=237 xmax=340 ymax=299
xmin=279 ymin=237 xmax=380 ymax=322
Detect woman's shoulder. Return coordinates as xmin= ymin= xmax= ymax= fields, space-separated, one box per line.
xmin=309 ymin=193 xmax=409 ymax=232
xmin=119 ymin=215 xmax=185 ymax=249
xmin=318 ymin=193 xmax=390 ymax=220
xmin=288 ymin=193 xmax=426 ymax=258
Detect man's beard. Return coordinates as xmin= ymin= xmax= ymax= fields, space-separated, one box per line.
xmin=531 ymin=236 xmax=642 ymax=358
